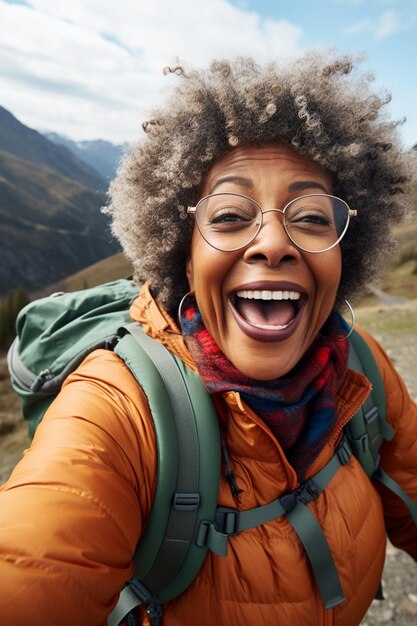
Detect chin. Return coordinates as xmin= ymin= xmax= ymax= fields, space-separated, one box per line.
xmin=229 ymin=353 xmax=296 ymax=381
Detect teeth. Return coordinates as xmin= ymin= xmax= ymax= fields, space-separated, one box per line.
xmin=236 ymin=290 xmax=301 ymax=301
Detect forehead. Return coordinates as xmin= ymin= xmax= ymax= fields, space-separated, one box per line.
xmin=201 ymin=144 xmax=332 ymax=195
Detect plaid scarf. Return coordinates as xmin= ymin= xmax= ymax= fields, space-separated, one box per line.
xmin=180 ymin=295 xmax=349 ymax=479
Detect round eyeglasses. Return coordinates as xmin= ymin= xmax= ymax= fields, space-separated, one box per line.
xmin=187 ymin=192 xmax=357 ymax=254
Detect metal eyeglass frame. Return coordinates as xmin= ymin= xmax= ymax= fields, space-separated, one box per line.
xmin=187 ymin=192 xmax=357 ymax=254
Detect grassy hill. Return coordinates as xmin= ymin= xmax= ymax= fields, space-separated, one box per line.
xmin=0 ymin=148 xmax=119 ymax=296
xmin=356 ymin=216 xmax=417 ymax=305
xmin=33 ymin=252 xmax=132 ymax=297
xmin=0 ymin=106 xmax=122 ymax=297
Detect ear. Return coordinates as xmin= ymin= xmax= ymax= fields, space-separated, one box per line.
xmin=186 ymin=254 xmax=194 ymax=291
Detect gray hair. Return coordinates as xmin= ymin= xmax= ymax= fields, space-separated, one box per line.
xmin=107 ymin=51 xmax=415 ymax=317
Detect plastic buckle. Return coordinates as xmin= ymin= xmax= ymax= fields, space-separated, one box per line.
xmin=279 ymin=492 xmax=297 ymax=513
xmin=214 ymin=507 xmax=239 ymax=535
xmin=147 ymin=603 xmax=163 ymax=626
xmin=337 ymin=439 xmax=352 ymax=465
xmin=130 ymin=579 xmax=153 ymax=603
xmin=297 ymin=478 xmax=321 ymax=505
xmin=358 ymin=433 xmax=370 ymax=453
xmin=173 ymin=492 xmax=200 ymax=511
xmin=279 ymin=478 xmax=321 ymax=513
xmin=364 ymin=405 xmax=379 ymax=424
xmin=105 ymin=335 xmax=119 ymax=350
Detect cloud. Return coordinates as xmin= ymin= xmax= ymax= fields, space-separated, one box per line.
xmin=0 ymin=0 xmax=304 ymax=141
xmin=374 ymin=10 xmax=401 ymax=39
xmin=345 ymin=18 xmax=372 ymax=34
xmin=345 ymin=9 xmax=403 ymax=40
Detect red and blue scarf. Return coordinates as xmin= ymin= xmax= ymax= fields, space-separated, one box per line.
xmin=180 ymin=295 xmax=349 ymax=479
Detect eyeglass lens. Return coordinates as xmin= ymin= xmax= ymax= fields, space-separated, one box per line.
xmin=195 ymin=193 xmax=350 ymax=253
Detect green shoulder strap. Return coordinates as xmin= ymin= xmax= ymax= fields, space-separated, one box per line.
xmin=347 ymin=329 xmax=417 ymax=525
xmin=346 ymin=328 xmax=394 ymax=477
xmin=108 ymin=323 xmax=221 ymax=626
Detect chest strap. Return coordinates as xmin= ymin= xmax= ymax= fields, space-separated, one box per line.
xmin=196 ymin=437 xmax=353 ymax=610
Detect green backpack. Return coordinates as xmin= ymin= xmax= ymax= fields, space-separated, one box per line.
xmin=7 ymin=278 xmax=417 ymax=626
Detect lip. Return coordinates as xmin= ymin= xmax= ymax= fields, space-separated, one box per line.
xmin=228 ymin=280 xmax=308 ymax=342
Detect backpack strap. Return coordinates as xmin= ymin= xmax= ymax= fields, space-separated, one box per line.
xmin=347 ymin=329 xmax=417 ymax=525
xmin=346 ymin=329 xmax=394 ymax=477
xmin=108 ymin=323 xmax=221 ymax=626
xmin=195 ymin=436 xmax=352 ymax=610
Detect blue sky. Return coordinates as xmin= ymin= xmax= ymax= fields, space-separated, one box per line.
xmin=0 ymin=0 xmax=416 ymax=146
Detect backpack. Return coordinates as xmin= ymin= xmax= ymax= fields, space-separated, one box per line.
xmin=7 ymin=278 xmax=417 ymax=626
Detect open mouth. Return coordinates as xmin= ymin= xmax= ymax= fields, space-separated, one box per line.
xmin=229 ymin=287 xmax=307 ymax=341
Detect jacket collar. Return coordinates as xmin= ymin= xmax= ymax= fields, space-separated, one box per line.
xmin=130 ymin=283 xmax=196 ymax=370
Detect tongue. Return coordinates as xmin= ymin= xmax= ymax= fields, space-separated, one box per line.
xmin=237 ymin=299 xmax=295 ymax=327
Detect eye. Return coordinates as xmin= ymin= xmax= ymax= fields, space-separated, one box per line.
xmin=292 ymin=211 xmax=331 ymax=226
xmin=286 ymin=204 xmax=333 ymax=229
xmin=210 ymin=206 xmax=254 ymax=224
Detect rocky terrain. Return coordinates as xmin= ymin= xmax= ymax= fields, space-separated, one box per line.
xmin=355 ymin=301 xmax=417 ymax=625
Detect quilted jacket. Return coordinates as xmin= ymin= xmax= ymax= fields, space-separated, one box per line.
xmin=0 ymin=283 xmax=416 ymax=626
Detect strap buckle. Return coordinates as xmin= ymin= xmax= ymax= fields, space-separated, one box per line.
xmin=195 ymin=520 xmax=229 ymax=556
xmin=173 ymin=492 xmax=200 ymax=511
xmin=337 ymin=437 xmax=352 ymax=465
xmin=214 ymin=507 xmax=239 ymax=535
xmin=364 ymin=405 xmax=379 ymax=424
xmin=130 ymin=579 xmax=154 ymax=603
xmin=279 ymin=478 xmax=321 ymax=513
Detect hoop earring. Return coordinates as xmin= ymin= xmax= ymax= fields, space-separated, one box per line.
xmin=177 ymin=291 xmax=195 ymax=330
xmin=320 ymin=299 xmax=355 ymax=342
xmin=341 ymin=299 xmax=355 ymax=340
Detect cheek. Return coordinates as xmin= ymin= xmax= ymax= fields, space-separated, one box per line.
xmin=313 ymin=247 xmax=342 ymax=298
xmin=185 ymin=234 xmax=239 ymax=337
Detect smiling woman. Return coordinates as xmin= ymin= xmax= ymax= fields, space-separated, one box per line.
xmin=0 ymin=51 xmax=417 ymax=626
xmin=185 ymin=144 xmax=343 ymax=380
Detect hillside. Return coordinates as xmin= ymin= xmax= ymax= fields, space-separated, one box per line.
xmin=33 ymin=252 xmax=132 ymax=297
xmin=0 ymin=106 xmax=106 ymax=192
xmin=0 ymin=108 xmax=120 ymax=296
xmin=0 ymin=151 xmax=118 ymax=296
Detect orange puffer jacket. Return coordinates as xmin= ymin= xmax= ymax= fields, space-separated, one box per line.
xmin=1 ymin=284 xmax=416 ymax=626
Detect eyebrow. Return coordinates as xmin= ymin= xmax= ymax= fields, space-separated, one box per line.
xmin=288 ymin=180 xmax=329 ymax=193
xmin=210 ymin=176 xmax=253 ymax=193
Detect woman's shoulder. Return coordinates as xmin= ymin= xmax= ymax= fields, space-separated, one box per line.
xmin=65 ymin=347 xmax=139 ymax=389
xmin=41 ymin=348 xmax=157 ymax=474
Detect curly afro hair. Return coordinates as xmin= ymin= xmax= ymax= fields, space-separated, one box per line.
xmin=106 ymin=51 xmax=416 ymax=318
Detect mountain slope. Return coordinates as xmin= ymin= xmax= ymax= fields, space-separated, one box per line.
xmin=45 ymin=133 xmax=124 ymax=181
xmin=0 ymin=106 xmax=106 ymax=192
xmin=0 ymin=148 xmax=118 ymax=295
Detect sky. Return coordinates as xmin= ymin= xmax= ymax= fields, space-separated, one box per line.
xmin=0 ymin=0 xmax=416 ymax=147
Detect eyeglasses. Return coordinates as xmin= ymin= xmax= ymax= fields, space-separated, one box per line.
xmin=188 ymin=192 xmax=357 ymax=254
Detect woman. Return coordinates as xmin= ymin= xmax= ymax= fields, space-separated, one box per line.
xmin=1 ymin=52 xmax=416 ymax=626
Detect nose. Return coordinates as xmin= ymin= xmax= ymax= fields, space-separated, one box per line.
xmin=243 ymin=209 xmax=301 ymax=267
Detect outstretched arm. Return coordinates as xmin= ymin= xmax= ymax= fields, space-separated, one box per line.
xmin=0 ymin=349 xmax=156 ymax=626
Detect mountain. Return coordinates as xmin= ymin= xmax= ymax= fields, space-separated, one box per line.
xmin=33 ymin=252 xmax=133 ymax=298
xmin=0 ymin=106 xmax=106 ymax=192
xmin=44 ymin=132 xmax=124 ymax=181
xmin=0 ymin=107 xmax=119 ymax=296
